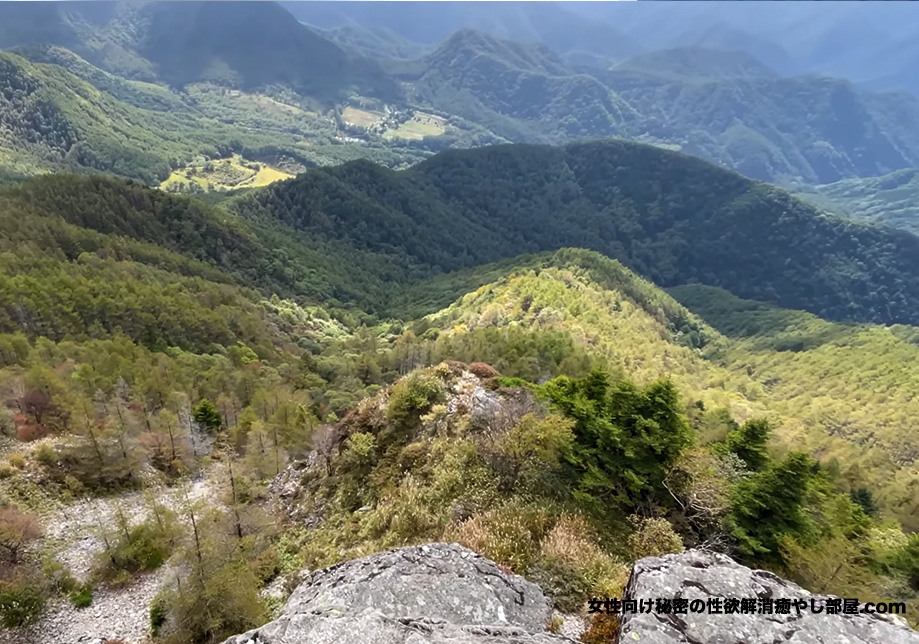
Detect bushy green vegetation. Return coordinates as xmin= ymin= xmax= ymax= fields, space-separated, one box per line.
xmin=94 ymin=504 xmax=181 ymax=585
xmin=270 ymin=361 xmax=919 ymax=627
xmin=3 ymin=131 xmax=919 ymax=640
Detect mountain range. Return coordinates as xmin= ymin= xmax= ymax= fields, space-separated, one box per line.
xmin=2 ymin=0 xmax=919 ymax=194
xmin=7 ymin=4 xmax=919 ymax=639
xmin=290 ymin=1 xmax=919 ymax=96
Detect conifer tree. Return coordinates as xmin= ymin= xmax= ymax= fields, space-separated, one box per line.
xmin=725 ymin=418 xmax=771 ymax=472
xmin=193 ymin=398 xmax=222 ymax=434
xmin=727 ymin=452 xmax=820 ymax=563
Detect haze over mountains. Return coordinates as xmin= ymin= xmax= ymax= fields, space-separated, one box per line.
xmin=8 ymin=4 xmax=919 ymax=642
xmin=290 ymin=1 xmax=919 ymax=96
xmin=3 ymin=0 xmax=919 ymax=194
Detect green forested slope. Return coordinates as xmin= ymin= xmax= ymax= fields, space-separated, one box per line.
xmin=0 ymin=51 xmax=273 ymax=183
xmin=5 ymin=177 xmax=919 ymax=635
xmin=795 ymin=167 xmax=919 ymax=235
xmin=408 ymin=250 xmax=919 ymax=530
xmin=397 ymin=30 xmax=637 ymax=143
xmin=601 ymin=50 xmax=919 ymax=184
xmin=0 ymin=173 xmax=435 ymax=317
xmin=240 ymin=140 xmax=919 ymax=326
xmin=0 ymin=1 xmax=398 ymax=102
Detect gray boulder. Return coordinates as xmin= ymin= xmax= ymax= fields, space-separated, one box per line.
xmin=619 ymin=549 xmax=919 ymax=644
xmin=220 ymin=542 xmax=575 ymax=644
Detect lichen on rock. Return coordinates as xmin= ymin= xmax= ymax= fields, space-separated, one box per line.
xmin=220 ymin=542 xmax=576 ymax=644
xmin=618 ymin=549 xmax=919 ymax=644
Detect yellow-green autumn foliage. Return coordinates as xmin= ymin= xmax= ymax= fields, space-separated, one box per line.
xmin=420 ymin=250 xmax=919 ymax=529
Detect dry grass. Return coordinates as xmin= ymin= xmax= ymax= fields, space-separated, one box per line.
xmin=342 ymin=107 xmax=383 ymax=128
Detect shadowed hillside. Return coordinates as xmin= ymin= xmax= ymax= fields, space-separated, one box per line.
xmin=238 ymin=140 xmax=919 ymax=326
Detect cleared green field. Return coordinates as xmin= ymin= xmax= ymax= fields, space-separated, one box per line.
xmin=160 ymin=154 xmax=294 ymax=192
xmin=384 ymin=112 xmax=447 ymax=140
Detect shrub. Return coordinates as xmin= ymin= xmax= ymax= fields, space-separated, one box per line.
xmin=63 ymin=475 xmax=85 ymax=496
xmin=386 ymin=374 xmax=445 ymax=426
xmin=362 ymin=474 xmax=441 ymax=546
xmin=16 ymin=424 xmax=50 ymax=442
xmin=530 ymin=515 xmax=629 ymax=612
xmin=252 ymin=546 xmax=282 ymax=586
xmin=468 ymin=362 xmax=500 ymax=379
xmin=7 ymin=454 xmax=25 ymax=469
xmin=548 ymin=615 xmax=564 ymax=634
xmin=0 ymin=466 xmax=13 ymax=479
xmin=626 ymin=516 xmax=684 ymax=559
xmin=192 ymin=399 xmax=223 ymax=433
xmin=581 ymin=613 xmax=620 ymax=644
xmin=492 ymin=414 xmax=575 ymax=492
xmin=95 ymin=514 xmax=179 ymax=583
xmin=0 ymin=579 xmax=45 ymax=627
xmin=426 ymin=439 xmax=501 ymax=514
xmin=395 ymin=441 xmax=430 ymax=473
xmin=449 ymin=502 xmax=553 ymax=572
xmin=0 ymin=505 xmax=42 ymax=563
xmin=42 ymin=558 xmax=78 ymax=594
xmin=149 ymin=595 xmax=168 ymax=637
xmin=155 ymin=557 xmax=268 ymax=644
xmin=343 ymin=432 xmax=377 ymax=466
xmin=69 ymin=584 xmax=93 ymax=608
xmin=34 ymin=443 xmax=57 ymax=468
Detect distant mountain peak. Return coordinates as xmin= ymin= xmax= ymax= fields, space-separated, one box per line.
xmin=430 ymin=28 xmax=572 ymax=77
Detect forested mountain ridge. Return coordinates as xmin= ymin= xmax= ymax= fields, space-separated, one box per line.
xmin=0 ymin=1 xmax=397 ymax=102
xmin=238 ymin=140 xmax=919 ymax=327
xmin=0 ymin=50 xmax=284 ymax=184
xmin=420 ymin=249 xmax=919 ymax=527
xmin=6 ymin=140 xmax=919 ymax=332
xmin=600 ymin=52 xmax=919 ymax=184
xmin=396 ymin=30 xmax=637 ymax=143
xmin=0 ymin=172 xmax=439 ymax=318
xmin=6 ymin=163 xmax=919 ymax=638
xmin=0 ymin=175 xmax=331 ymax=355
xmin=3 ymin=1 xmax=919 ymax=189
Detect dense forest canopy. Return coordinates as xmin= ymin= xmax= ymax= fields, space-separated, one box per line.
xmin=240 ymin=140 xmax=919 ymax=327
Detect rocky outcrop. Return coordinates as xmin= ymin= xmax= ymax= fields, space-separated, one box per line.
xmin=219 ymin=543 xmax=919 ymax=644
xmin=220 ymin=542 xmax=575 ymax=644
xmin=619 ymin=549 xmax=919 ymax=644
